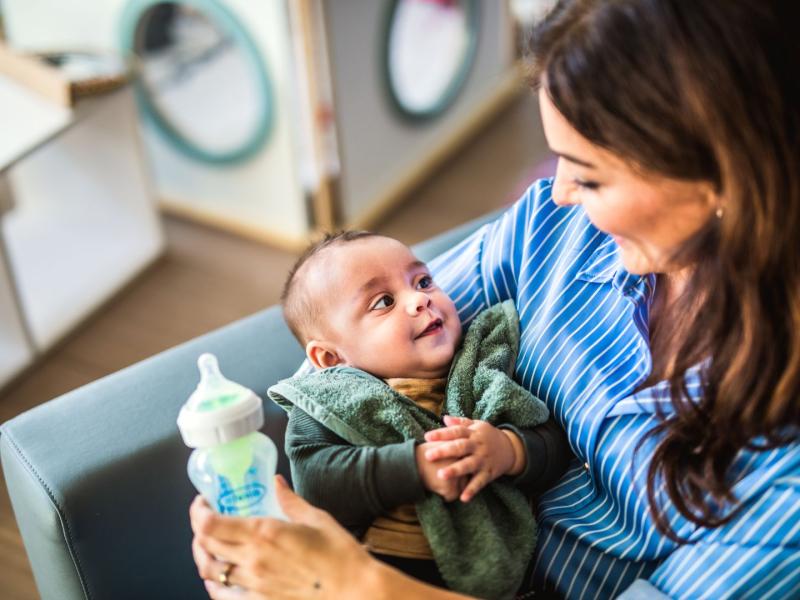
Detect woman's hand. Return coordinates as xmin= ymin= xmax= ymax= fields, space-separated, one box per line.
xmin=190 ymin=475 xmax=374 ymax=599
xmin=423 ymin=416 xmax=522 ymax=502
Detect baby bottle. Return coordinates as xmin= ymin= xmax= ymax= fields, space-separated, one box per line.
xmin=177 ymin=353 xmax=284 ymax=518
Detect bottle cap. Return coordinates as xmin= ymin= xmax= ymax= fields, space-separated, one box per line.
xmin=177 ymin=353 xmax=264 ymax=448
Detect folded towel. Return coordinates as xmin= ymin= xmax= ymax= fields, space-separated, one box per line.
xmin=269 ymin=300 xmax=549 ymax=599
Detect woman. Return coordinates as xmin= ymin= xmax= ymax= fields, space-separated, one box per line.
xmin=191 ymin=0 xmax=800 ymax=598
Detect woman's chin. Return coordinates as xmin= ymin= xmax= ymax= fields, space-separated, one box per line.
xmin=619 ymin=250 xmax=656 ymax=276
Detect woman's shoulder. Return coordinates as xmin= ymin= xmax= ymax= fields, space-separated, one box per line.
xmin=513 ymin=177 xmax=559 ymax=225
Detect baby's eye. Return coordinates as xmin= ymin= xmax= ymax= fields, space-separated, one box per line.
xmin=417 ymin=275 xmax=433 ymax=290
xmin=371 ymin=294 xmax=394 ymax=310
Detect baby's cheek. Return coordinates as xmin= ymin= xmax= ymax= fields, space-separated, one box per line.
xmin=450 ymin=322 xmax=463 ymax=346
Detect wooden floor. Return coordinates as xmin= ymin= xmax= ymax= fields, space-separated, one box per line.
xmin=0 ymin=91 xmax=549 ymax=599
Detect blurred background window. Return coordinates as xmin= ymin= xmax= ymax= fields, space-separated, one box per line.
xmin=384 ymin=0 xmax=479 ymax=120
xmin=125 ymin=0 xmax=274 ymax=163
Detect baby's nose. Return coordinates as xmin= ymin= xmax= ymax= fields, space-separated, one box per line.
xmin=406 ymin=291 xmax=431 ymax=316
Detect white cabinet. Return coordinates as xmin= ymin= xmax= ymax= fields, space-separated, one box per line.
xmin=0 ymin=78 xmax=164 ymax=387
xmin=0 ymin=231 xmax=32 ymax=386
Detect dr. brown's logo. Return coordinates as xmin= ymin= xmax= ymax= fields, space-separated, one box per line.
xmin=218 ymin=483 xmax=267 ymax=513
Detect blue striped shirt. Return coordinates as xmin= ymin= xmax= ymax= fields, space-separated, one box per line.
xmin=428 ymin=179 xmax=800 ymax=599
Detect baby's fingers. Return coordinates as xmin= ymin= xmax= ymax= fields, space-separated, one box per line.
xmin=438 ymin=456 xmax=480 ymax=480
xmin=443 ymin=415 xmax=473 ymax=427
xmin=424 ymin=425 xmax=470 ymax=443
xmin=444 ymin=476 xmax=471 ymax=503
xmin=460 ymin=472 xmax=491 ymax=503
xmin=425 ymin=438 xmax=474 ymax=461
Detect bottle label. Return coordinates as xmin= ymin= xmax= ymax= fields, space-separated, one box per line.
xmin=218 ymin=482 xmax=267 ymax=513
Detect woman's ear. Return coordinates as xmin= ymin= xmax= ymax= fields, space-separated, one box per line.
xmin=306 ymin=340 xmax=344 ymax=370
xmin=702 ymin=181 xmax=724 ymax=216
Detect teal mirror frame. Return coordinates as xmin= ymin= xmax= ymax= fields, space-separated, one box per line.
xmin=382 ymin=0 xmax=480 ymax=123
xmin=119 ymin=0 xmax=275 ymax=165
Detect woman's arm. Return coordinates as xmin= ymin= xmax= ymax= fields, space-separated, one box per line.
xmin=191 ymin=477 xmax=474 ymax=600
xmin=620 ymin=475 xmax=800 ymax=599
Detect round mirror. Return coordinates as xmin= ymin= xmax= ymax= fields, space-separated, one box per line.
xmin=384 ymin=0 xmax=479 ymax=121
xmin=120 ymin=0 xmax=274 ymax=164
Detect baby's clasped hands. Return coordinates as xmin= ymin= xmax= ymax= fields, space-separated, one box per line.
xmin=414 ymin=441 xmax=467 ymax=501
xmin=422 ymin=415 xmax=525 ymax=503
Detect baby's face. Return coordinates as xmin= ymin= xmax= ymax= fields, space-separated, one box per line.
xmin=309 ymin=237 xmax=461 ymax=379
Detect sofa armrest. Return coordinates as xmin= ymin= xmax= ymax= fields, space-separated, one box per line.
xmin=1 ymin=306 xmax=304 ymax=600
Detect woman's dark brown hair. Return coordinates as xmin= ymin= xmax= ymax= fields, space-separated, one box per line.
xmin=529 ymin=0 xmax=800 ymax=540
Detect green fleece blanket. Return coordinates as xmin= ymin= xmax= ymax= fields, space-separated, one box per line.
xmin=268 ymin=300 xmax=549 ymax=599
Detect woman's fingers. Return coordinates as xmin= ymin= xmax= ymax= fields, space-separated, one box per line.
xmin=424 ymin=437 xmax=474 ymax=461
xmin=191 ymin=536 xmax=215 ymax=579
xmin=424 ymin=424 xmax=470 ymax=442
xmin=190 ymin=496 xmax=259 ymax=543
xmin=438 ymin=455 xmax=480 ymax=480
xmin=189 ymin=494 xmax=211 ymax=523
xmin=192 ymin=538 xmax=246 ymax=591
xmin=196 ymin=532 xmax=250 ymax=568
xmin=204 ymin=580 xmax=259 ymax=600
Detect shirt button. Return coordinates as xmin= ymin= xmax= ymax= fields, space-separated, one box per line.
xmin=584 ymin=462 xmax=590 ymax=471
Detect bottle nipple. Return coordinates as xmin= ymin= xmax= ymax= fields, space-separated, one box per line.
xmin=198 ymin=353 xmax=224 ymax=387
xmin=193 ymin=353 xmax=240 ymax=412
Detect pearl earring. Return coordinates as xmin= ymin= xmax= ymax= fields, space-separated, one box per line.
xmin=715 ymin=206 xmax=724 ymax=219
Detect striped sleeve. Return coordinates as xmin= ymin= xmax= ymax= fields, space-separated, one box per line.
xmin=644 ymin=474 xmax=800 ymax=599
xmin=429 ymin=180 xmax=549 ymax=326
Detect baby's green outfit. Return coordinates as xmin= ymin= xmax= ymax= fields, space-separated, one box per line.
xmin=269 ymin=301 xmax=552 ymax=599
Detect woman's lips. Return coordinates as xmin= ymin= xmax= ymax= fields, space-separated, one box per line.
xmin=416 ymin=318 xmax=443 ymax=338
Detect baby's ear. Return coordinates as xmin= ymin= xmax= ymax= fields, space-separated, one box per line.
xmin=306 ymin=340 xmax=344 ymax=370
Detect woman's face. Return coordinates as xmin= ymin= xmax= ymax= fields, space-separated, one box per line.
xmin=538 ymin=88 xmax=717 ymax=275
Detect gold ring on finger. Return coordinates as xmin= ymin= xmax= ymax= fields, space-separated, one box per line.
xmin=219 ymin=562 xmax=234 ymax=587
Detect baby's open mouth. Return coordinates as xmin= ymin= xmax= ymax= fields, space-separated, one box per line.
xmin=416 ymin=318 xmax=443 ymax=339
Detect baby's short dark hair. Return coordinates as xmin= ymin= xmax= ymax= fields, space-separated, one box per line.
xmin=281 ymin=230 xmax=378 ymax=345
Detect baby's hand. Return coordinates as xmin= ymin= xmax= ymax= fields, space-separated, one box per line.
xmin=423 ymin=416 xmax=522 ymax=502
xmin=415 ymin=442 xmax=466 ymax=502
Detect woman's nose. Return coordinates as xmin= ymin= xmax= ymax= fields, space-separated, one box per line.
xmin=552 ymin=163 xmax=581 ymax=207
xmin=553 ymin=190 xmax=580 ymax=207
xmin=552 ymin=178 xmax=580 ymax=207
xmin=406 ymin=291 xmax=431 ymax=316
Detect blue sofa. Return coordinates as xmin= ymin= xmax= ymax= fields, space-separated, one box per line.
xmin=0 ymin=212 xmax=498 ymax=600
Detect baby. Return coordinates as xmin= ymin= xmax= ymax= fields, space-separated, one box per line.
xmin=269 ymin=231 xmax=567 ymax=598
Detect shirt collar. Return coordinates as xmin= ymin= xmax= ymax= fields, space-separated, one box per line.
xmin=575 ymin=233 xmax=653 ymax=298
xmin=575 ymin=236 xmax=619 ymax=282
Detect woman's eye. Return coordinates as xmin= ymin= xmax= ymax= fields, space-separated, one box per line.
xmin=371 ymin=295 xmax=394 ymax=310
xmin=417 ymin=275 xmax=433 ymax=290
xmin=573 ymin=178 xmax=600 ymax=191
